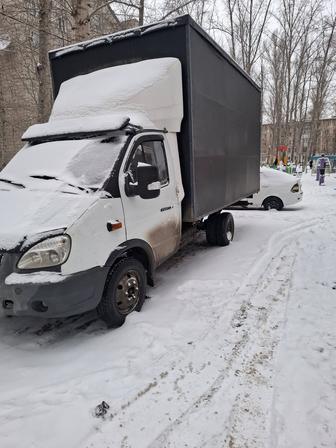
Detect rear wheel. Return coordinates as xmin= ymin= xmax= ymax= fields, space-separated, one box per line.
xmin=263 ymin=196 xmax=283 ymax=211
xmin=206 ymin=212 xmax=234 ymax=246
xmin=205 ymin=214 xmax=218 ymax=245
xmin=97 ymin=257 xmax=146 ymax=328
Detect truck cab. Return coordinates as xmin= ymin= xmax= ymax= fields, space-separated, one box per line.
xmin=0 ymin=124 xmax=185 ymax=326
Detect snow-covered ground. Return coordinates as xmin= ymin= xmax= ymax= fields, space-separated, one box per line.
xmin=0 ymin=173 xmax=335 ymax=448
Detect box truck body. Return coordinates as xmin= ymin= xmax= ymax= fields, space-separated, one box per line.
xmin=49 ymin=14 xmax=261 ymax=221
xmin=0 ymin=16 xmax=261 ymax=326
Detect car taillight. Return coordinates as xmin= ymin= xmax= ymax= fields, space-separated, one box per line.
xmin=291 ymin=183 xmax=300 ymax=193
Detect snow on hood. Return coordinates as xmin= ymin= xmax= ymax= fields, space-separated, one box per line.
xmin=0 ymin=189 xmax=97 ymax=251
xmin=22 ymin=58 xmax=183 ymax=141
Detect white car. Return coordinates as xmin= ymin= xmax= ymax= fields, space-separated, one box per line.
xmin=239 ymin=167 xmax=303 ymax=210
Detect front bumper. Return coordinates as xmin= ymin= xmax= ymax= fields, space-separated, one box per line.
xmin=0 ymin=252 xmax=109 ymax=317
xmin=296 ymin=191 xmax=303 ymax=202
xmin=288 ymin=191 xmax=303 ymax=205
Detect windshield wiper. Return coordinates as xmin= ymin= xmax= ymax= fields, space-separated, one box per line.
xmin=0 ymin=177 xmax=25 ymax=189
xmin=29 ymin=175 xmax=96 ymax=194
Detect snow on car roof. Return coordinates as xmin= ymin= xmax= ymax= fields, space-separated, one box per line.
xmin=261 ymin=167 xmax=298 ymax=185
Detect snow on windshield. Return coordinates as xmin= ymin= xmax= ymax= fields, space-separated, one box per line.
xmin=1 ymin=135 xmax=127 ymax=191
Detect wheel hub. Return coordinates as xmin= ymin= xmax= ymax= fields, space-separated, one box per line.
xmin=116 ymin=271 xmax=140 ymax=314
xmin=126 ymin=277 xmax=139 ymax=301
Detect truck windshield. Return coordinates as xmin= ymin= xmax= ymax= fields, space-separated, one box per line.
xmin=1 ymin=134 xmax=127 ymax=192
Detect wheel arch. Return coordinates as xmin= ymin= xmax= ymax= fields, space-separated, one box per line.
xmin=105 ymin=239 xmax=155 ymax=286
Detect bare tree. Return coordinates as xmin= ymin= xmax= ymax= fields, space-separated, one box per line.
xmin=308 ymin=15 xmax=336 ymax=156
xmin=0 ymin=0 xmax=123 ymax=164
xmin=262 ymin=0 xmax=333 ymax=163
xmin=37 ymin=0 xmax=52 ymax=121
xmin=214 ymin=0 xmax=272 ymax=75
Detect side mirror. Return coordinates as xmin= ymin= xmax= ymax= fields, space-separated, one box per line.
xmin=137 ymin=165 xmax=161 ymax=199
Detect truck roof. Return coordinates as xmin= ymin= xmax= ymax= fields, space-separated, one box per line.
xmin=49 ymin=15 xmax=260 ymax=94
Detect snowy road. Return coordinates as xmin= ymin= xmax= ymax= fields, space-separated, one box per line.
xmin=1 ymin=174 xmax=336 ymax=448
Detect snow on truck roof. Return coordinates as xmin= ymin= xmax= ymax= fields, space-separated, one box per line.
xmin=49 ymin=14 xmax=260 ymax=92
xmin=51 ymin=19 xmax=178 ymax=57
xmin=22 ymin=58 xmax=183 ymax=141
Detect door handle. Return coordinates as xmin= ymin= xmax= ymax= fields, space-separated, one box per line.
xmin=160 ymin=206 xmax=173 ymax=212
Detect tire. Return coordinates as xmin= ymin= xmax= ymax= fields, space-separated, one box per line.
xmin=97 ymin=257 xmax=146 ymax=328
xmin=206 ymin=212 xmax=234 ymax=246
xmin=263 ymin=196 xmax=284 ymax=211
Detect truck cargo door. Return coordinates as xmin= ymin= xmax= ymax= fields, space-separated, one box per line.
xmin=119 ymin=134 xmax=181 ymax=266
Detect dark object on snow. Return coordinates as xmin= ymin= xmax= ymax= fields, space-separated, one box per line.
xmin=317 ymin=155 xmax=328 ymax=185
xmin=94 ymin=401 xmax=110 ymax=418
xmin=49 ymin=15 xmax=261 ymax=222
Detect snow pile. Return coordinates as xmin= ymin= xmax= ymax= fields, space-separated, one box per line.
xmin=23 ymin=58 xmax=183 ymax=141
xmin=51 ymin=57 xmax=183 ymax=131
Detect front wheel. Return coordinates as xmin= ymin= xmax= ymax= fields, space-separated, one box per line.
xmin=97 ymin=257 xmax=146 ymax=328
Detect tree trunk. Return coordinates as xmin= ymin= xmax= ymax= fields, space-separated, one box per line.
xmin=71 ymin=0 xmax=92 ymax=42
xmin=0 ymin=68 xmax=6 ymax=168
xmin=37 ymin=0 xmax=52 ymax=123
xmin=228 ymin=0 xmax=236 ymax=59
xmin=139 ymin=0 xmax=145 ymax=26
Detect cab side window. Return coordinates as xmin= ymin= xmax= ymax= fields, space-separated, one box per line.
xmin=127 ymin=139 xmax=169 ymax=187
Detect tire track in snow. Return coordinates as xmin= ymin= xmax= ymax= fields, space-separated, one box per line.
xmin=219 ymin=251 xmax=297 ymax=448
xmin=86 ymin=215 xmax=333 ymax=447
xmin=268 ymin=213 xmax=336 ymax=448
xmin=147 ymin=249 xmax=297 ymax=448
xmin=146 ymin=214 xmax=336 ymax=448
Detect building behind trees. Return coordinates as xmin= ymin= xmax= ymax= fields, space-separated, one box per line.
xmin=261 ymin=119 xmax=336 ymax=165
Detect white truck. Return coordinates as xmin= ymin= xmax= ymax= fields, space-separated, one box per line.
xmin=0 ymin=16 xmax=261 ymax=327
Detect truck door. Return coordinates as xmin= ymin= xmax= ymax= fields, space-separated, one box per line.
xmin=119 ymin=134 xmax=181 ymax=266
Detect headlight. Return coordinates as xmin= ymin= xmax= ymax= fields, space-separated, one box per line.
xmin=291 ymin=183 xmax=300 ymax=193
xmin=18 ymin=235 xmax=71 ymax=270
